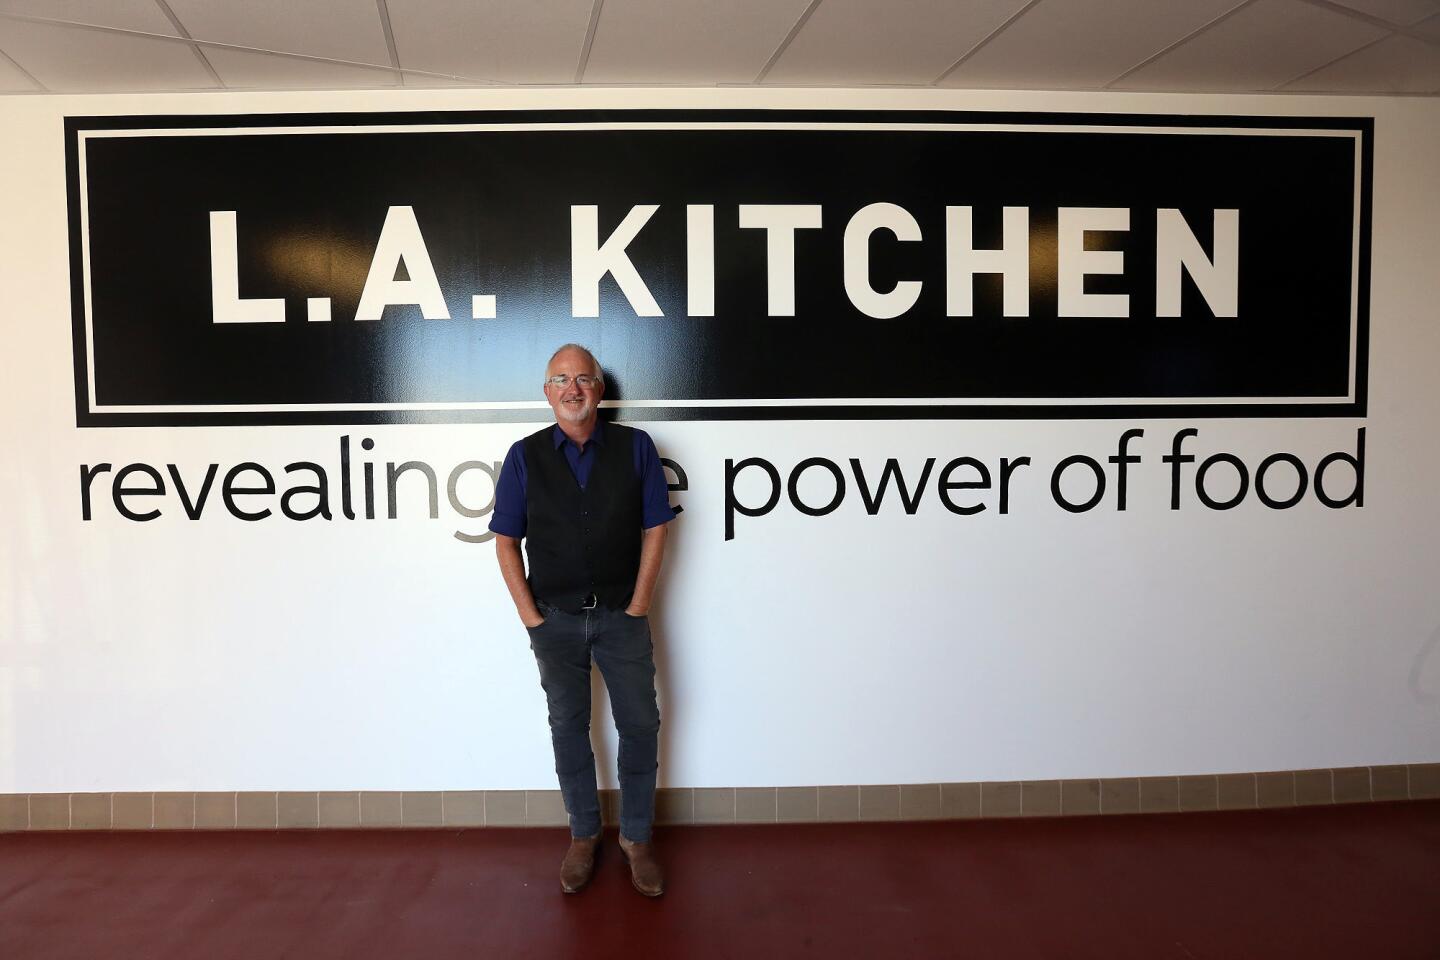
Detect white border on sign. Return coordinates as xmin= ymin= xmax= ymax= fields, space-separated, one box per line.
xmin=77 ymin=120 xmax=1365 ymax=415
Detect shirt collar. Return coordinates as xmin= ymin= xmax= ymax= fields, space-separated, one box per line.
xmin=551 ymin=420 xmax=605 ymax=450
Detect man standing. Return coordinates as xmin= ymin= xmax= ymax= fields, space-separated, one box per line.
xmin=490 ymin=343 xmax=674 ymax=897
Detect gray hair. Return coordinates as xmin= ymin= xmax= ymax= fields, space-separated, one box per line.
xmin=546 ymin=343 xmax=603 ymax=381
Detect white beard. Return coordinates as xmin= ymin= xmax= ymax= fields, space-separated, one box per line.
xmin=556 ymin=397 xmax=595 ymax=422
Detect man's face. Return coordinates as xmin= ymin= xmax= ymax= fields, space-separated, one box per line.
xmin=544 ymin=348 xmax=604 ymax=425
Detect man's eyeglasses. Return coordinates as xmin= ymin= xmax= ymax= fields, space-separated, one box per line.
xmin=544 ymin=374 xmax=602 ymax=389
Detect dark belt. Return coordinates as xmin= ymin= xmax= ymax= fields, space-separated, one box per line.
xmin=536 ymin=593 xmax=600 ymax=613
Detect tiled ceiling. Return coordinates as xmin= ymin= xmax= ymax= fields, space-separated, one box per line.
xmin=1 ymin=0 xmax=1438 ymax=95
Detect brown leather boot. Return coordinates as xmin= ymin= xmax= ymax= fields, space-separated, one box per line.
xmin=618 ymin=836 xmax=665 ymax=897
xmin=559 ymin=834 xmax=600 ymax=893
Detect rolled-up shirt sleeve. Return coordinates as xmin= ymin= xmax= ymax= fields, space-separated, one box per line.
xmin=635 ymin=431 xmax=678 ymax=529
xmin=487 ymin=440 xmax=528 ymax=539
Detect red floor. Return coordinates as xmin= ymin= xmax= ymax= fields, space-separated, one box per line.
xmin=3 ymin=801 xmax=1438 ymax=959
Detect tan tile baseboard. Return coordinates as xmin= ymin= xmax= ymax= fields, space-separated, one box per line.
xmin=4 ymin=764 xmax=1437 ymax=831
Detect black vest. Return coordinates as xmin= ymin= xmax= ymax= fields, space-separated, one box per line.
xmin=523 ymin=423 xmax=643 ymax=613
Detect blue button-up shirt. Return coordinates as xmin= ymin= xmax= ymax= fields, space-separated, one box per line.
xmin=488 ymin=421 xmax=677 ymax=539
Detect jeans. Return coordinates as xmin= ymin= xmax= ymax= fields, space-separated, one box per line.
xmin=526 ymin=602 xmax=661 ymax=842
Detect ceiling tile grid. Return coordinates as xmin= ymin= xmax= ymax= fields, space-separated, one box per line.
xmin=0 ymin=0 xmax=1437 ymax=96
xmin=1413 ymin=12 xmax=1440 ymax=38
xmin=385 ymin=0 xmax=595 ymax=84
xmin=0 ymin=16 xmax=215 ymax=92
xmin=1286 ymin=31 xmax=1440 ymax=89
xmin=1327 ymin=0 xmax=1440 ymax=26
xmin=583 ymin=0 xmax=813 ymax=84
xmin=398 ymin=69 xmax=474 ymax=87
xmin=0 ymin=0 xmax=179 ymax=36
xmin=201 ymin=45 xmax=398 ymax=90
xmin=1112 ymin=0 xmax=1391 ymax=90
xmin=163 ymin=0 xmax=393 ymax=67
xmin=939 ymin=0 xmax=1246 ymax=90
xmin=0 ymin=46 xmax=36 ymax=90
xmin=765 ymin=0 xmax=1035 ymax=85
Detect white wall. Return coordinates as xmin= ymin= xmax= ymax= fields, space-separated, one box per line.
xmin=2 ymin=87 xmax=1438 ymax=793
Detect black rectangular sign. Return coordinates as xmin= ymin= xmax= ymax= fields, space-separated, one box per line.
xmin=66 ymin=109 xmax=1371 ymax=426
